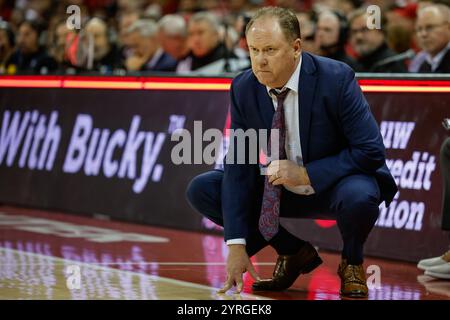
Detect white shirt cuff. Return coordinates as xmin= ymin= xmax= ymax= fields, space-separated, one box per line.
xmin=226 ymin=238 xmax=246 ymax=246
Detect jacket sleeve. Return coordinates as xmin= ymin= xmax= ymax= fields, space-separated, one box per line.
xmin=305 ymin=68 xmax=386 ymax=194
xmin=221 ymin=78 xmax=260 ymax=241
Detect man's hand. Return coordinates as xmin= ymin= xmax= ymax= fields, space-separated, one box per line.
xmin=218 ymin=245 xmax=260 ymax=294
xmin=267 ymin=160 xmax=311 ymax=187
xmin=125 ymin=55 xmax=147 ymax=71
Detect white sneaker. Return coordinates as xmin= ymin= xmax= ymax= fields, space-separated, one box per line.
xmin=425 ymin=263 xmax=450 ymax=280
xmin=417 ymin=251 xmax=450 ymax=271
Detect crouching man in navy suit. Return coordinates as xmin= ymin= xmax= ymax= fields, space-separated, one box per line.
xmin=186 ymin=7 xmax=397 ymax=298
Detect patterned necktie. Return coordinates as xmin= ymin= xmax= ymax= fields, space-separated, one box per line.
xmin=259 ymin=88 xmax=290 ymax=241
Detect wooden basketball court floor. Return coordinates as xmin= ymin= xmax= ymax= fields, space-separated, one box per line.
xmin=0 ymin=205 xmax=448 ymax=300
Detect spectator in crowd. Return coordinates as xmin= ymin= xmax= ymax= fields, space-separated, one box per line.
xmin=413 ymin=4 xmax=450 ymax=73
xmin=233 ymin=13 xmax=251 ymax=60
xmin=296 ymin=12 xmax=318 ymax=54
xmin=417 ymin=134 xmax=450 ymax=279
xmin=50 ymin=19 xmax=72 ymax=64
xmin=314 ymin=10 xmax=360 ymax=70
xmin=0 ymin=19 xmax=15 ymax=74
xmin=124 ymin=19 xmax=177 ymax=72
xmin=84 ymin=17 xmax=124 ymax=73
xmin=117 ymin=10 xmax=140 ymax=52
xmin=1 ymin=0 xmax=448 ymax=75
xmin=177 ymin=11 xmax=248 ymax=74
xmin=7 ymin=20 xmax=57 ymax=74
xmin=157 ymin=14 xmax=190 ymax=61
xmin=335 ymin=0 xmax=363 ymax=16
xmin=349 ymin=8 xmax=408 ymax=73
xmin=418 ymin=0 xmax=450 ymax=11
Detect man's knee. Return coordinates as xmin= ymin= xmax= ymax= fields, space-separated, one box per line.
xmin=186 ymin=174 xmax=207 ymax=211
xmin=334 ymin=176 xmax=380 ymax=216
xmin=441 ymin=137 xmax=450 ymax=162
xmin=185 ymin=170 xmax=222 ymax=213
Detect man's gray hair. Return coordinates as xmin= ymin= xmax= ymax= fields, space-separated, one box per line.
xmin=158 ymin=14 xmax=187 ymax=37
xmin=245 ymin=6 xmax=301 ymax=42
xmin=126 ymin=19 xmax=158 ymax=37
xmin=418 ymin=3 xmax=450 ymax=22
xmin=188 ymin=11 xmax=221 ymax=34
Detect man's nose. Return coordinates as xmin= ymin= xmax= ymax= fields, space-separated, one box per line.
xmin=255 ymin=53 xmax=267 ymax=66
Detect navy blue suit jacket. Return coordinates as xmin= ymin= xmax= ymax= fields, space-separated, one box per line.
xmin=222 ymin=52 xmax=398 ymax=241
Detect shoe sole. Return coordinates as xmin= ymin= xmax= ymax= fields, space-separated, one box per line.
xmin=340 ymin=291 xmax=368 ymax=299
xmin=424 ymin=270 xmax=450 ymax=280
xmin=417 ymin=263 xmax=446 ymax=271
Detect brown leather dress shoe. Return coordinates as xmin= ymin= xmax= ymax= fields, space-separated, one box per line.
xmin=252 ymin=242 xmax=322 ymax=291
xmin=337 ymin=259 xmax=368 ymax=298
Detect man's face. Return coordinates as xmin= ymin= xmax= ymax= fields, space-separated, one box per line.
xmin=315 ymin=13 xmax=340 ymax=49
xmin=17 ymin=23 xmax=39 ymax=54
xmin=416 ymin=8 xmax=450 ymax=57
xmin=188 ymin=20 xmax=219 ymax=57
xmin=55 ymin=24 xmax=73 ymax=48
xmin=85 ymin=23 xmax=110 ymax=60
xmin=0 ymin=30 xmax=12 ymax=54
xmin=159 ymin=31 xmax=187 ymax=59
xmin=246 ymin=17 xmax=301 ymax=89
xmin=127 ymin=31 xmax=156 ymax=59
xmin=350 ymin=14 xmax=385 ymax=57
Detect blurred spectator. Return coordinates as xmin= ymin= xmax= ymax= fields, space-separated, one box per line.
xmin=335 ymin=0 xmax=363 ymax=16
xmin=418 ymin=0 xmax=450 ymax=11
xmin=0 ymin=0 xmax=13 ymax=21
xmin=413 ymin=4 xmax=450 ymax=73
xmin=48 ymin=18 xmax=76 ymax=72
xmin=117 ymin=10 xmax=140 ymax=49
xmin=386 ymin=3 xmax=417 ymax=54
xmin=177 ymin=11 xmax=248 ymax=74
xmin=0 ymin=19 xmax=15 ymax=74
xmin=232 ymin=13 xmax=251 ymax=65
xmin=124 ymin=19 xmax=177 ymax=72
xmin=7 ymin=20 xmax=57 ymax=74
xmin=314 ymin=10 xmax=360 ymax=70
xmin=157 ymin=14 xmax=189 ymax=61
xmin=417 ymin=135 xmax=450 ymax=279
xmin=1 ymin=1 xmax=449 ymax=75
xmin=84 ymin=17 xmax=123 ymax=73
xmin=349 ymin=8 xmax=407 ymax=73
xmin=296 ymin=12 xmax=318 ymax=54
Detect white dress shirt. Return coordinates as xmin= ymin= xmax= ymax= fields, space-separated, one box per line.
xmin=226 ymin=56 xmax=315 ymax=247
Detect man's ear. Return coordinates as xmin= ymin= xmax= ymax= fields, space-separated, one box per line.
xmin=293 ymin=38 xmax=302 ymax=57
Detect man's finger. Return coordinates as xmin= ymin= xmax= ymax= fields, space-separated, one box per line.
xmin=246 ymin=261 xmax=261 ymax=281
xmin=235 ymin=275 xmax=243 ymax=293
xmin=217 ymin=277 xmax=233 ymax=294
xmin=272 ymin=178 xmax=285 ymax=186
xmin=272 ymin=177 xmax=285 ymax=185
xmin=218 ymin=282 xmax=232 ymax=294
xmin=268 ymin=174 xmax=279 ymax=184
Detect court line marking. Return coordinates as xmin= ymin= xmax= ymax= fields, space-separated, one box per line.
xmin=0 ymin=247 xmax=273 ymax=300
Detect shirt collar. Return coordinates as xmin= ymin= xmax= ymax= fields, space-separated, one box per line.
xmin=425 ymin=41 xmax=450 ymax=71
xmin=266 ymin=54 xmax=302 ymax=96
xmin=147 ymin=47 xmax=164 ymax=69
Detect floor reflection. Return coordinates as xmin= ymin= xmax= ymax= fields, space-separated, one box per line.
xmin=0 ymin=247 xmax=269 ymax=300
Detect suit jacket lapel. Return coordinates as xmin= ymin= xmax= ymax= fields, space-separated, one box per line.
xmin=298 ymin=52 xmax=317 ymax=164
